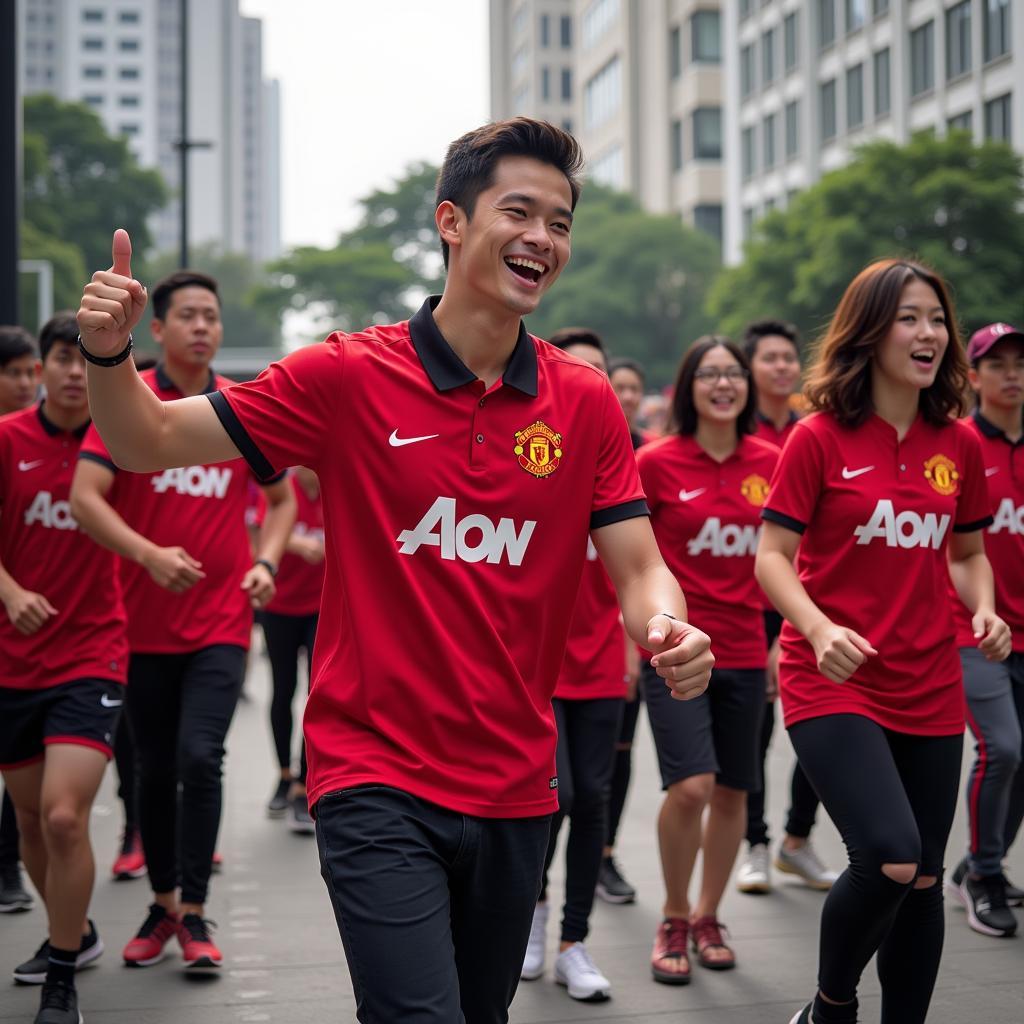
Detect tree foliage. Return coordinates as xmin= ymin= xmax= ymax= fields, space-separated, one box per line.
xmin=708 ymin=133 xmax=1024 ymax=344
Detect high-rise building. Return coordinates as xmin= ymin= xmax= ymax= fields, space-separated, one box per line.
xmin=18 ymin=0 xmax=283 ymax=263
xmin=724 ymin=0 xmax=1021 ymax=263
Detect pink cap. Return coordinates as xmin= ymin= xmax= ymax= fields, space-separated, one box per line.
xmin=967 ymin=322 xmax=1024 ymax=362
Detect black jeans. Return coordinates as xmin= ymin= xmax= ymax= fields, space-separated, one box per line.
xmin=127 ymin=645 xmax=245 ymax=905
xmin=261 ymin=611 xmax=318 ymax=783
xmin=316 ymin=785 xmax=551 ymax=1023
xmin=541 ymin=697 xmax=623 ymax=942
xmin=790 ymin=714 xmax=962 ymax=1024
xmin=0 ymin=787 xmax=17 ymax=867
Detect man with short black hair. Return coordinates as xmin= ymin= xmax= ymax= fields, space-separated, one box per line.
xmin=76 ymin=117 xmax=713 ymax=1022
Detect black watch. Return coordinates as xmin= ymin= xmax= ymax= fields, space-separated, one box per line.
xmin=255 ymin=558 xmax=277 ymax=578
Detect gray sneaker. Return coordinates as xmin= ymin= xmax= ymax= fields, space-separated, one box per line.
xmin=775 ymin=841 xmax=839 ymax=890
xmin=0 ymin=862 xmax=34 ymax=913
xmin=736 ymin=843 xmax=771 ymax=894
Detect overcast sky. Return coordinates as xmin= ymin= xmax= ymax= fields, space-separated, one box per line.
xmin=238 ymin=1 xmax=490 ymax=250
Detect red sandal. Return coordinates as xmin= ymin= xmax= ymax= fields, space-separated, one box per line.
xmin=691 ymin=915 xmax=736 ymax=970
xmin=651 ymin=917 xmax=691 ymax=984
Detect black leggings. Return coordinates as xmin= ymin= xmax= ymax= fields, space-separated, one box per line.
xmin=789 ymin=715 xmax=962 ymax=1024
xmin=261 ymin=611 xmax=317 ymax=783
xmin=113 ymin=712 xmax=139 ymax=832
xmin=606 ymin=694 xmax=640 ymax=848
xmin=0 ymin=787 xmax=18 ymax=866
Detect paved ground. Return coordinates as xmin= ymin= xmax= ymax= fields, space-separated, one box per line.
xmin=2 ymin=649 xmax=1022 ymax=1023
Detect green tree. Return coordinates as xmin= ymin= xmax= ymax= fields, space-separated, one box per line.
xmin=19 ymin=221 xmax=87 ymax=330
xmin=708 ymin=133 xmax=1024 ymax=342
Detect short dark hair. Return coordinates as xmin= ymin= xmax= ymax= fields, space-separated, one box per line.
xmin=547 ymin=327 xmax=606 ymax=356
xmin=38 ymin=312 xmax=80 ymax=362
xmin=435 ymin=117 xmax=584 ymax=269
xmin=0 ymin=325 xmax=36 ymax=367
xmin=608 ymin=356 xmax=646 ymax=384
xmin=742 ymin=319 xmax=800 ymax=360
xmin=151 ymin=270 xmax=220 ymax=321
xmin=670 ymin=335 xmax=757 ymax=438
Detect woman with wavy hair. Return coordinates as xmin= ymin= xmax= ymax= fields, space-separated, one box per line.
xmin=756 ymin=259 xmax=1011 ymax=1024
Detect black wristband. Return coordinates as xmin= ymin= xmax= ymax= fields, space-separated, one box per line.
xmin=78 ymin=333 xmax=134 ymax=367
xmin=255 ymin=558 xmax=277 ymax=578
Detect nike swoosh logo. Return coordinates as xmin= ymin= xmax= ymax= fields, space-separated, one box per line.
xmin=678 ymin=488 xmax=707 ymax=502
xmin=100 ymin=695 xmax=123 ymax=708
xmin=18 ymin=459 xmax=44 ymax=472
xmin=985 ymin=467 xmax=1000 ymax=477
xmin=841 ymin=465 xmax=875 ymax=479
xmin=388 ymin=429 xmax=440 ymax=448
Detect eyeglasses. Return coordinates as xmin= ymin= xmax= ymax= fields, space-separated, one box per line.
xmin=694 ymin=367 xmax=749 ymax=383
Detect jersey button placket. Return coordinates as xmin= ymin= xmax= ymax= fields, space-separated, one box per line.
xmin=469 ymin=381 xmax=486 ymax=470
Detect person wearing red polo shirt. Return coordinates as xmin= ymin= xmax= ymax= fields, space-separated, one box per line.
xmin=69 ymin=271 xmax=295 ymax=975
xmin=737 ymin=320 xmax=838 ymax=897
xmin=944 ymin=322 xmax=1024 ymax=938
xmin=638 ymin=335 xmax=779 ymax=982
xmin=75 ymin=117 xmax=714 ymax=1024
xmin=259 ymin=466 xmax=324 ymax=833
xmin=1 ymin=313 xmax=126 ymax=1024
xmin=756 ymin=260 xmax=1011 ymax=1024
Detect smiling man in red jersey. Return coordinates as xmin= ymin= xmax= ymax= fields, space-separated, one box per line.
xmin=1 ymin=314 xmax=127 ymax=1024
xmin=70 ymin=271 xmax=295 ymax=977
xmin=74 ymin=118 xmax=714 ymax=1023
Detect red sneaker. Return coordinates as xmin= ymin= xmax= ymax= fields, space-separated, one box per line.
xmin=111 ymin=829 xmax=146 ymax=880
xmin=177 ymin=913 xmax=222 ymax=971
xmin=123 ymin=904 xmax=179 ymax=967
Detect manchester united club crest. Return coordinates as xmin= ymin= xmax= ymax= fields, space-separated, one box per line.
xmin=514 ymin=420 xmax=563 ymax=479
xmin=924 ymin=453 xmax=959 ymax=496
xmin=741 ymin=473 xmax=770 ymax=507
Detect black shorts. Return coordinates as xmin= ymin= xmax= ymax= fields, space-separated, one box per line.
xmin=0 ymin=679 xmax=124 ymax=770
xmin=642 ymin=661 xmax=766 ymax=792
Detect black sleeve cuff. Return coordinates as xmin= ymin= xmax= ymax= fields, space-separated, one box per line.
xmin=953 ymin=515 xmax=994 ymax=534
xmin=761 ymin=507 xmax=807 ymax=534
xmin=207 ymin=392 xmax=277 ymax=482
xmin=590 ymin=498 xmax=650 ymax=531
xmin=77 ymin=451 xmax=118 ymax=474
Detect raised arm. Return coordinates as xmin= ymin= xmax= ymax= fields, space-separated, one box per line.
xmin=77 ymin=229 xmax=240 ymax=471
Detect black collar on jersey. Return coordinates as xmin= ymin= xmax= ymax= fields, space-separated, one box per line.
xmin=756 ymin=409 xmax=798 ymax=429
xmin=155 ymin=362 xmax=217 ymax=396
xmin=36 ymin=402 xmax=90 ymax=440
xmin=973 ymin=408 xmax=1024 ymax=446
xmin=409 ymin=296 xmax=538 ymax=398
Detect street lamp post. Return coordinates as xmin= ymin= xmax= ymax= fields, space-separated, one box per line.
xmin=1 ymin=0 xmax=20 ymax=324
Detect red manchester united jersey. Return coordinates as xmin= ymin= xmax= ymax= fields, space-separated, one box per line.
xmin=0 ymin=405 xmax=127 ymax=690
xmin=260 ymin=474 xmax=325 ymax=618
xmin=79 ymin=365 xmax=276 ymax=654
xmin=210 ymin=298 xmax=646 ymax=818
xmin=763 ymin=411 xmax=992 ymax=735
xmin=638 ymin=433 xmax=780 ymax=668
xmin=554 ymin=537 xmax=626 ymax=700
xmin=951 ymin=411 xmax=1024 ymax=651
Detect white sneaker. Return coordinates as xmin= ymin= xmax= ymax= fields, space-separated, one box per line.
xmin=775 ymin=841 xmax=840 ymax=890
xmin=520 ymin=903 xmax=548 ymax=980
xmin=736 ymin=843 xmax=772 ymax=894
xmin=554 ymin=942 xmax=611 ymax=1001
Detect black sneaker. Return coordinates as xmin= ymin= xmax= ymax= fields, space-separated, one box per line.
xmin=788 ymin=1005 xmax=815 ymax=1024
xmin=595 ymin=855 xmax=636 ymax=904
xmin=1002 ymin=871 xmax=1024 ymax=907
xmin=945 ymin=856 xmax=968 ymax=907
xmin=13 ymin=923 xmax=104 ymax=985
xmin=0 ymin=861 xmax=34 ymax=912
xmin=34 ymin=979 xmax=82 ymax=1024
xmin=266 ymin=778 xmax=290 ymax=818
xmin=960 ymin=874 xmax=1018 ymax=937
xmin=287 ymin=794 xmax=315 ymax=835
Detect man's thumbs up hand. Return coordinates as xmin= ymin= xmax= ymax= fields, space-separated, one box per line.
xmin=77 ymin=228 xmax=148 ymax=358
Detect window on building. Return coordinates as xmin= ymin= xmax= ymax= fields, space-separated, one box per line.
xmin=119 ymin=67 xmax=140 ymax=80
xmin=743 ymin=206 xmax=756 ymax=241
xmin=985 ymin=93 xmax=1012 ymax=142
xmin=819 ymin=0 xmax=836 ymax=49
xmin=562 ymin=118 xmax=573 ymax=134
xmin=762 ymin=28 xmax=776 ymax=84
xmin=590 ymin=144 xmax=624 ymax=189
xmin=560 ymin=14 xmax=572 ymax=48
xmin=741 ymin=44 xmax=755 ymax=97
xmin=119 ymin=94 xmax=139 ymax=107
xmin=694 ymin=204 xmax=723 ymax=243
xmin=820 ymin=78 xmax=837 ymax=141
xmin=119 ymin=124 xmax=139 ymax=136
xmin=583 ymin=57 xmax=622 ymax=131
xmin=83 ymin=66 xmax=104 ymax=79
xmin=947 ymin=110 xmax=973 ymax=134
xmin=785 ymin=100 xmax=800 ymax=157
xmin=765 ymin=196 xmax=777 ymax=213
xmin=541 ymin=66 xmax=550 ymax=100
xmin=946 ymin=2 xmax=972 ymax=80
xmin=784 ymin=12 xmax=799 ymax=72
xmin=872 ymin=0 xmax=889 ymax=15
xmin=983 ymin=0 xmax=1011 ymax=63
xmin=910 ymin=21 xmax=935 ymax=97
xmin=561 ymin=68 xmax=572 ymax=101
xmin=83 ymin=37 xmax=104 ymax=50
xmin=540 ymin=14 xmax=550 ymax=48
xmin=874 ymin=48 xmax=890 ymax=116
xmin=671 ymin=119 xmax=683 ymax=171
xmin=693 ymin=106 xmax=722 ymax=159
xmin=742 ymin=125 xmax=757 ymax=179
xmin=82 ymin=9 xmax=104 ymax=21
xmin=582 ymin=0 xmax=617 ymax=49
xmin=846 ymin=0 xmax=866 ymax=33
xmin=740 ymin=1 xmax=753 ymax=22
xmin=119 ymin=11 xmax=140 ymax=24
xmin=692 ymin=10 xmax=721 ymax=63
xmin=670 ymin=25 xmax=682 ymax=79
xmin=846 ymin=63 xmax=864 ymax=129
xmin=119 ymin=38 xmax=140 ymax=52
xmin=83 ymin=94 xmax=104 ymax=107
xmin=763 ymin=112 xmax=777 ymax=169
